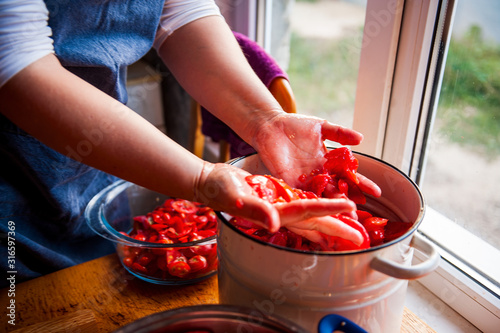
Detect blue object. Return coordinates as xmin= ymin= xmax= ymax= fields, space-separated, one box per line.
xmin=318 ymin=314 xmax=368 ymax=333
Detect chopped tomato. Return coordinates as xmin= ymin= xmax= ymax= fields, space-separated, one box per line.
xmin=121 ymin=198 xmax=218 ymax=280
xmin=171 ymin=199 xmax=198 ymax=215
xmin=246 ymin=175 xmax=278 ymax=203
xmin=267 ymin=176 xmax=301 ymax=202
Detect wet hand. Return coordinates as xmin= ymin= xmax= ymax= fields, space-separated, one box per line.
xmin=252 ymin=113 xmax=380 ymax=197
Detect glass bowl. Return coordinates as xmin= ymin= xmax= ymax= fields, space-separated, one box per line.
xmin=84 ymin=180 xmax=218 ymax=285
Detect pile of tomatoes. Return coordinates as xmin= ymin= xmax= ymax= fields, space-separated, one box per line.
xmin=231 ymin=147 xmax=413 ymax=252
xmin=117 ymin=199 xmax=218 ymax=280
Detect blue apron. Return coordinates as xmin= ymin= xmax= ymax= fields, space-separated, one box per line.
xmin=0 ymin=0 xmax=165 ymax=286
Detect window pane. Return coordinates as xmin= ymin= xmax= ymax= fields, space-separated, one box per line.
xmin=287 ymin=0 xmax=366 ymax=129
xmin=421 ymin=0 xmax=500 ymax=250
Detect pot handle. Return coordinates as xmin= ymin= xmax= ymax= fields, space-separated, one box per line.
xmin=318 ymin=314 xmax=368 ymax=333
xmin=370 ymin=234 xmax=440 ymax=279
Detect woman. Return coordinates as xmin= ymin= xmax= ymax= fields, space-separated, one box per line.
xmin=0 ymin=0 xmax=380 ymax=285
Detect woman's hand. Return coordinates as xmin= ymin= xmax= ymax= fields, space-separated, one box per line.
xmin=193 ymin=162 xmax=359 ymax=235
xmin=252 ymin=112 xmax=381 ymax=197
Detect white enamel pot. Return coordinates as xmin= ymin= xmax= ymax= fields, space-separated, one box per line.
xmin=217 ymin=151 xmax=440 ymax=333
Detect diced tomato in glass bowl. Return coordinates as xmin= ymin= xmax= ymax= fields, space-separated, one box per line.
xmin=85 ymin=181 xmax=218 ymax=285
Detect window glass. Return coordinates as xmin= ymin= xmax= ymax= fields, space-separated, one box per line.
xmin=288 ymin=0 xmax=366 ymax=129
xmin=421 ymin=0 xmax=500 ymax=250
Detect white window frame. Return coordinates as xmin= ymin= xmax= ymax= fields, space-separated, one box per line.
xmin=353 ymin=0 xmax=500 ymax=332
xmin=216 ymin=0 xmax=272 ymax=52
xmin=221 ymin=0 xmax=500 ymax=331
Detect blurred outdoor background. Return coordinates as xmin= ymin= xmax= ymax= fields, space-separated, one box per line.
xmin=287 ymin=0 xmax=500 ymax=249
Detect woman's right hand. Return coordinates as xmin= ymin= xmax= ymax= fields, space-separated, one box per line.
xmin=193 ymin=162 xmax=361 ymax=245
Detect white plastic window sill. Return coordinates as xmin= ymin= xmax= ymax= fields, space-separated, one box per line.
xmin=404 ymin=206 xmax=500 ymax=332
xmin=405 ymin=280 xmax=480 ymax=332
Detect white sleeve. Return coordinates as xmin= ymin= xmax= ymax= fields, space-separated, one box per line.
xmin=153 ymin=0 xmax=222 ymax=51
xmin=0 ymin=0 xmax=53 ymax=88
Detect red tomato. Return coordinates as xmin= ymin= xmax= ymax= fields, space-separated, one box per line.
xmin=157 ymin=255 xmax=168 ymax=271
xmin=188 ymin=255 xmax=208 ymax=272
xmin=122 ymin=197 xmax=219 ymax=279
xmin=286 ymin=230 xmax=303 ymax=249
xmin=246 ymin=175 xmax=278 ymax=203
xmin=137 ymin=252 xmax=155 ymax=266
xmin=267 ymin=176 xmax=300 ymax=202
xmin=166 ymin=249 xmax=186 ymax=265
xmin=268 ymin=229 xmax=288 ymax=247
xmin=362 ymin=217 xmax=388 ymax=232
xmin=346 ymin=179 xmax=366 ymax=205
xmin=122 ymin=256 xmax=134 ymax=268
xmin=324 ymin=147 xmax=359 ymax=184
xmin=337 ymin=178 xmax=349 ymax=195
xmin=168 ymin=260 xmax=191 ymax=278
xmin=133 ymin=233 xmax=147 ymax=242
xmin=368 ymin=229 xmax=385 ymax=246
xmin=384 ymin=221 xmax=413 ymax=242
xmin=229 ymin=149 xmax=411 ymax=253
xmin=131 ymin=262 xmax=148 ymax=274
xmin=171 ymin=199 xmax=198 ymax=215
xmin=308 ymin=173 xmax=331 ymax=196
xmin=356 ymin=210 xmax=373 ymax=222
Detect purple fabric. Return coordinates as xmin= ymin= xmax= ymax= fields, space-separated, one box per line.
xmin=201 ymin=32 xmax=288 ymax=159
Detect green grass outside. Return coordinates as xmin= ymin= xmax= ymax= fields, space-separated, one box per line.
xmin=438 ymin=26 xmax=500 ymax=156
xmin=287 ymin=32 xmax=361 ymax=123
xmin=288 ymin=24 xmax=500 ymax=156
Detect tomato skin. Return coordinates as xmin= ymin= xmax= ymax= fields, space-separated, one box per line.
xmin=166 ymin=249 xmax=185 ymax=264
xmin=346 ymin=179 xmax=366 ymax=205
xmin=171 ymin=199 xmax=198 ymax=215
xmin=246 ymin=175 xmax=278 ymax=203
xmin=137 ymin=252 xmax=155 ymax=266
xmin=356 ymin=210 xmax=373 ymax=222
xmin=168 ymin=260 xmax=191 ymax=278
xmin=122 ymin=256 xmax=134 ymax=268
xmin=267 ymin=177 xmax=300 ymax=202
xmin=362 ymin=217 xmax=388 ymax=232
xmin=133 ymin=233 xmax=147 ymax=242
xmin=384 ymin=221 xmax=413 ymax=242
xmin=122 ymin=197 xmax=219 ymax=280
xmin=308 ymin=173 xmax=331 ymax=196
xmin=131 ymin=262 xmax=148 ymax=274
xmin=229 ymin=149 xmax=416 ymax=252
xmin=157 ymin=255 xmax=168 ymax=271
xmin=367 ymin=229 xmax=385 ymax=246
xmin=188 ymin=255 xmax=208 ymax=272
xmin=337 ymin=178 xmax=349 ymax=195
xmin=324 ymin=147 xmax=359 ymax=183
xmin=268 ymin=229 xmax=288 ymax=247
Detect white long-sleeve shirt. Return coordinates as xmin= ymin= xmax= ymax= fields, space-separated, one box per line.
xmin=0 ymin=0 xmax=221 ymax=88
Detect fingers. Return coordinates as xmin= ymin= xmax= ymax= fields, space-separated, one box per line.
xmin=287 ymin=216 xmax=363 ymax=246
xmin=321 ymin=121 xmax=363 ymax=145
xmin=356 ymin=173 xmax=382 ymax=197
xmin=275 ymin=198 xmax=356 ymax=225
xmin=230 ymin=196 xmax=281 ymax=233
xmin=195 ymin=163 xmax=281 ymax=232
xmin=275 ymin=198 xmax=363 ymax=245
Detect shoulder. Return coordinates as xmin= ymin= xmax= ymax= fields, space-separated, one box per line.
xmin=0 ymin=0 xmax=54 ymax=88
xmin=153 ymin=0 xmax=222 ymax=50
